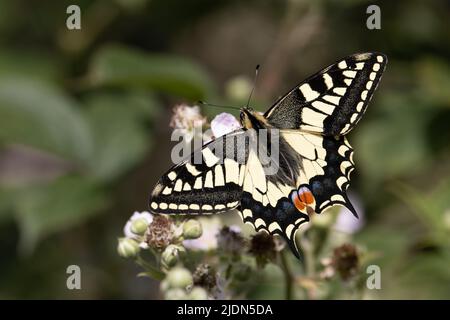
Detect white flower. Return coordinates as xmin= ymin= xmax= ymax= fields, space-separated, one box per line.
xmin=228 ymin=225 xmax=241 ymax=233
xmin=183 ymin=217 xmax=221 ymax=251
xmin=170 ymin=104 xmax=207 ymax=142
xmin=333 ymin=193 xmax=364 ymax=234
xmin=124 ymin=211 xmax=153 ymax=239
xmin=210 ymin=113 xmax=241 ymax=138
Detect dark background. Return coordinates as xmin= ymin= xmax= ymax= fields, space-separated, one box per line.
xmin=0 ymin=0 xmax=449 ymax=299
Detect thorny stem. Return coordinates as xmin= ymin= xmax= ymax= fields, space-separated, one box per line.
xmin=279 ymin=250 xmax=294 ymax=300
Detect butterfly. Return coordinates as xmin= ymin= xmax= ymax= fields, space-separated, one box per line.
xmin=149 ymin=52 xmax=387 ymax=258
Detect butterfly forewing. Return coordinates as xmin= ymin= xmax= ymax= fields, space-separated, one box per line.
xmin=265 ymin=52 xmax=387 ymax=136
xmin=150 ymin=130 xmax=248 ymax=214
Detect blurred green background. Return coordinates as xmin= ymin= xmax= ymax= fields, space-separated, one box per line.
xmin=0 ymin=0 xmax=449 ymax=299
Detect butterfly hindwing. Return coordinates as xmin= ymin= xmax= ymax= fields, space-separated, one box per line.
xmin=237 ymin=129 xmax=355 ymax=258
xmin=265 ymin=52 xmax=387 ymax=136
xmin=281 ymin=130 xmax=356 ymax=215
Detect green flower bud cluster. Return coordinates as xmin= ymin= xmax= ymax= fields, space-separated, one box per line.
xmin=160 ymin=267 xmax=208 ymax=300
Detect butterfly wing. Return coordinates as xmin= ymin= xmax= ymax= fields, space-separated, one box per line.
xmin=150 ymin=53 xmax=387 ymax=259
xmin=264 ymin=52 xmax=387 ymax=136
xmin=238 ymin=129 xmax=355 ymax=258
xmin=150 ymin=130 xmax=248 ymax=214
xmin=281 ymin=131 xmax=355 ymax=215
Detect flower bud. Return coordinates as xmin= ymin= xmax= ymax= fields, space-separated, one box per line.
xmin=160 ymin=280 xmax=170 ymax=292
xmin=161 ymin=244 xmax=186 ymax=268
xmin=166 ymin=267 xmax=193 ymax=289
xmin=165 ymin=288 xmax=187 ymax=300
xmin=193 ymin=264 xmax=217 ymax=290
xmin=332 ymin=243 xmax=360 ymax=281
xmin=183 ymin=219 xmax=203 ymax=239
xmin=117 ymin=237 xmax=140 ymax=258
xmin=188 ymin=286 xmax=208 ymax=300
xmin=130 ymin=217 xmax=149 ymax=235
xmin=312 ymin=210 xmax=335 ymax=228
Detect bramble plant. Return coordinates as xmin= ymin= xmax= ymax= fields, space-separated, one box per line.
xmin=117 ymin=106 xmax=376 ymax=300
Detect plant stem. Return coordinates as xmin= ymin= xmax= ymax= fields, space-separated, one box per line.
xmin=300 ymin=236 xmax=316 ymax=299
xmin=301 ymin=237 xmax=315 ymax=277
xmin=280 ymin=250 xmax=294 ymax=300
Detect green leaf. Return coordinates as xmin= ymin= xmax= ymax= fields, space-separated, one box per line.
xmin=83 ymin=91 xmax=159 ymax=181
xmin=0 ymin=51 xmax=61 ymax=82
xmin=415 ymin=57 xmax=450 ymax=106
xmin=0 ymin=187 xmax=16 ymax=223
xmin=392 ymin=180 xmax=450 ymax=245
xmin=0 ymin=76 xmax=93 ymax=163
xmin=14 ymin=175 xmax=107 ymax=254
xmin=87 ymin=45 xmax=216 ymax=100
xmin=354 ymin=92 xmax=433 ymax=189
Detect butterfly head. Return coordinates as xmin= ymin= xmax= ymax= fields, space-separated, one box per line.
xmin=240 ymin=107 xmax=268 ymax=130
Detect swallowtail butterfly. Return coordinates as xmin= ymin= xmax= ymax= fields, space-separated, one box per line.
xmin=149 ymin=52 xmax=387 ymax=258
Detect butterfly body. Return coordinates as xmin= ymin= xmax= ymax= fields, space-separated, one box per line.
xmin=149 ymin=52 xmax=387 ymax=258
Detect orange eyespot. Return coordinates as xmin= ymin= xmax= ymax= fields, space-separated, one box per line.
xmin=298 ymin=186 xmax=315 ymax=205
xmin=291 ymin=186 xmax=316 ymax=214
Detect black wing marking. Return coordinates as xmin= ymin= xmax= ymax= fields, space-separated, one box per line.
xmin=149 ymin=130 xmax=248 ymax=215
xmin=239 ymin=186 xmax=309 ymax=260
xmin=265 ymin=52 xmax=387 ymax=136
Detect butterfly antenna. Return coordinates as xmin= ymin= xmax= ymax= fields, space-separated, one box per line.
xmin=246 ymin=64 xmax=260 ymax=108
xmin=198 ymin=100 xmax=241 ymax=111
